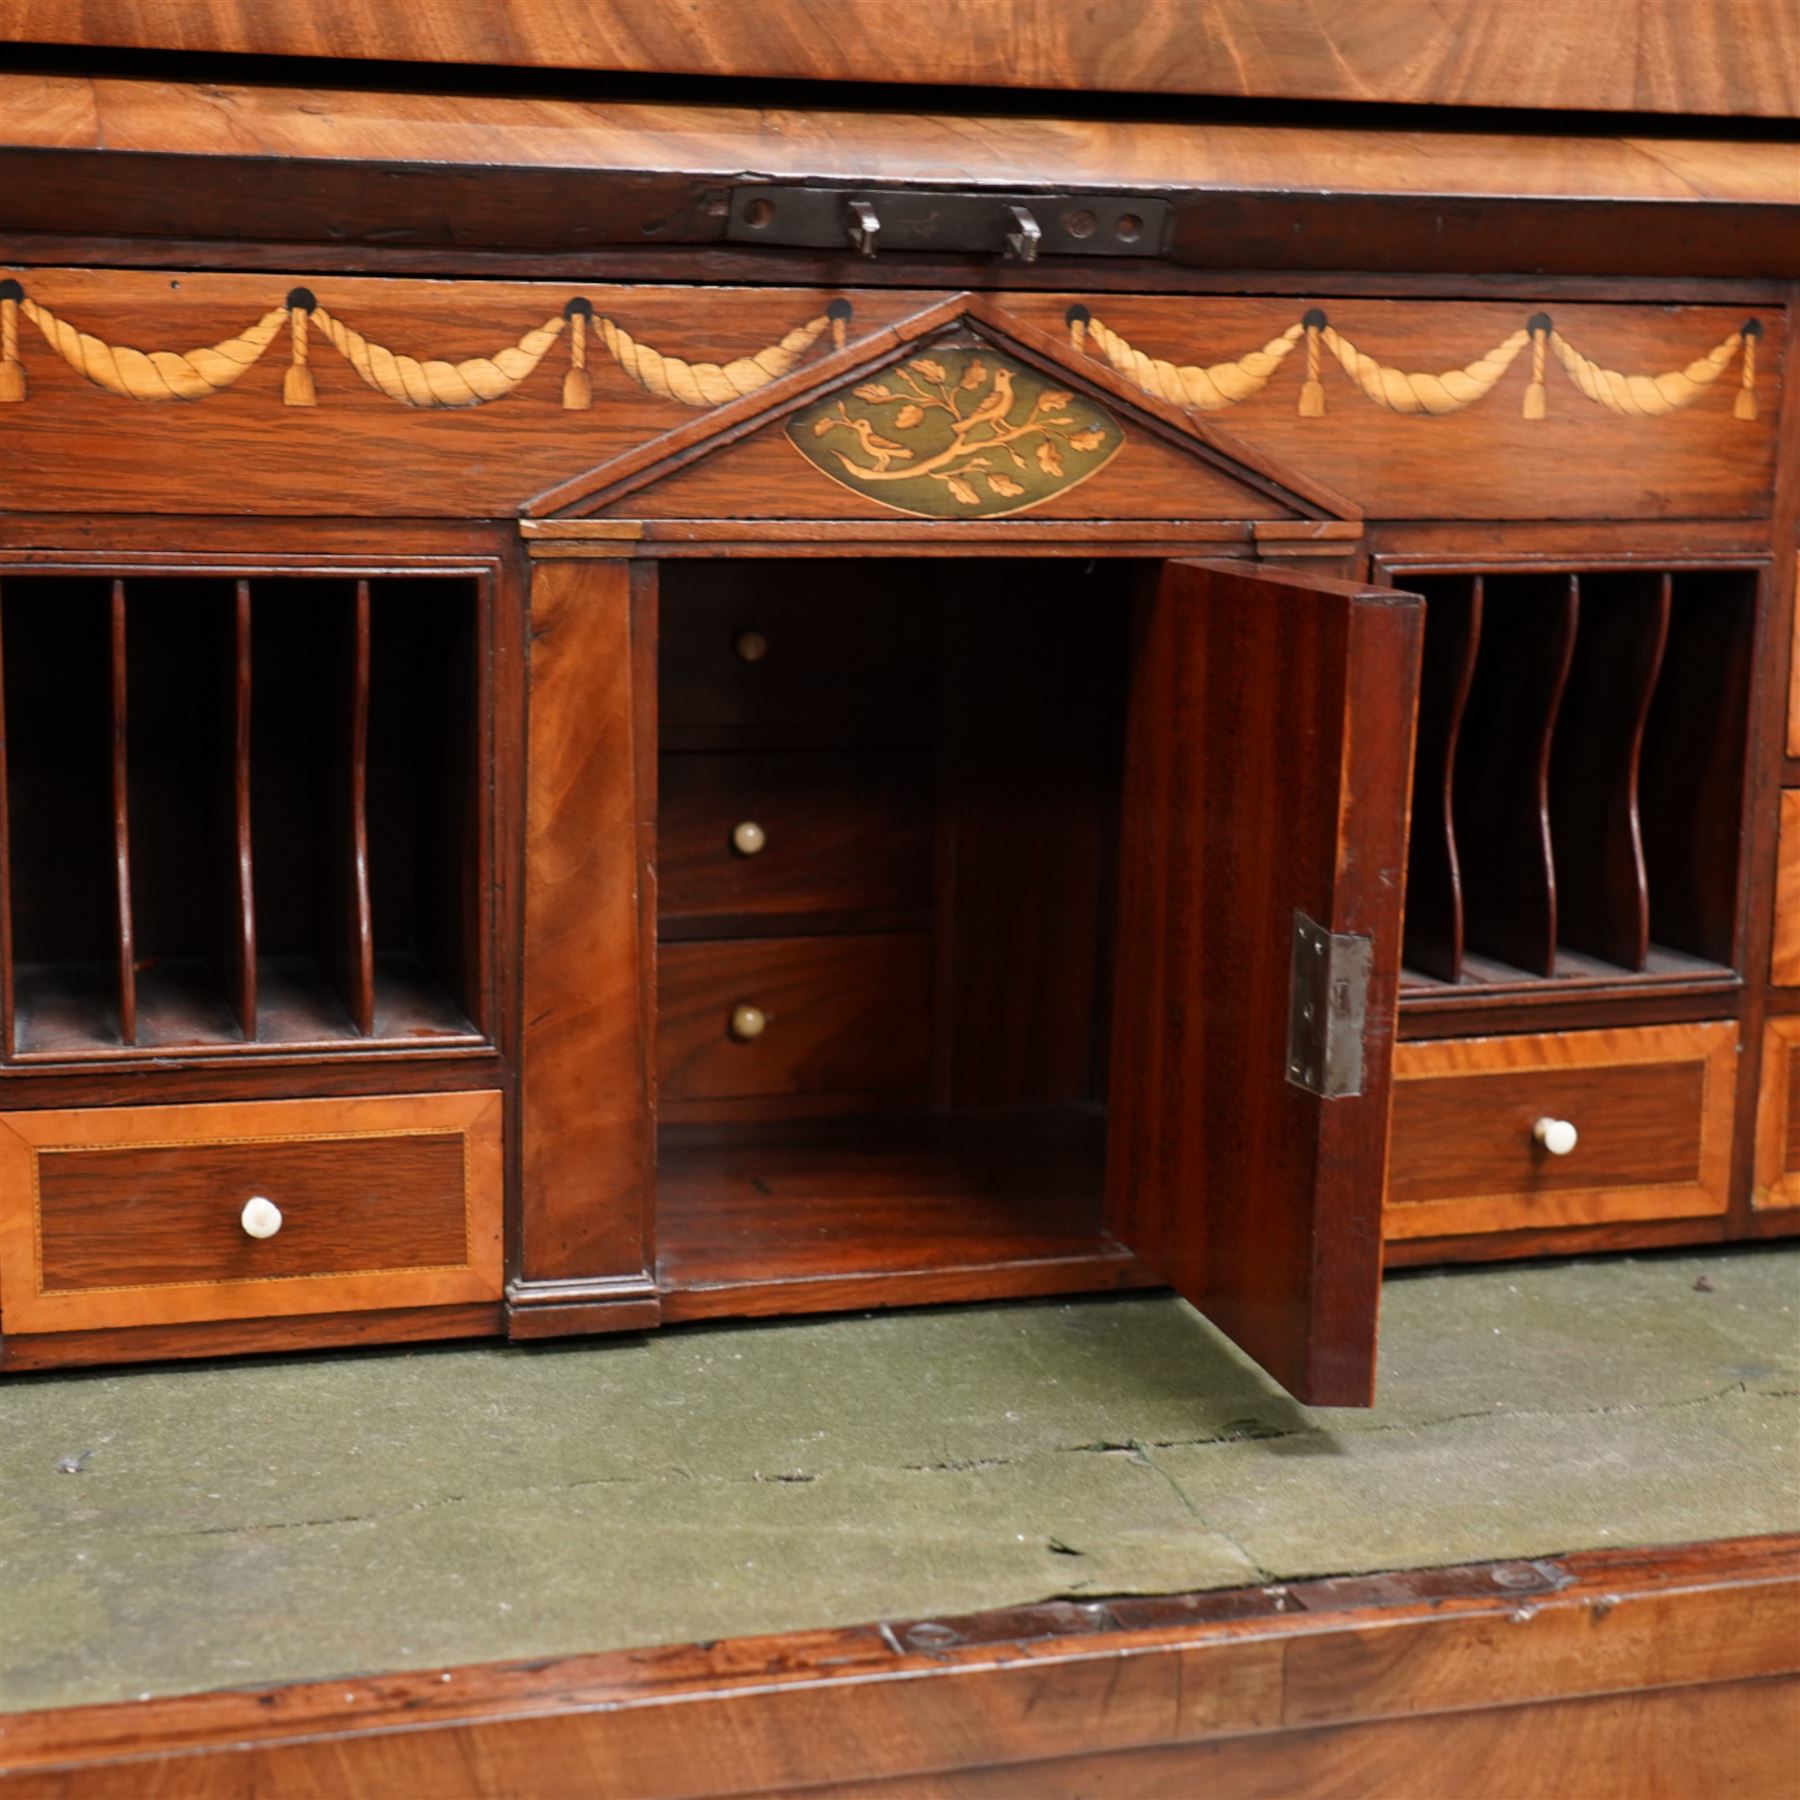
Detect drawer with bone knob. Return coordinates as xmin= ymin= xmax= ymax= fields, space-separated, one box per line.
xmin=658 ymin=571 xmax=936 ymax=747
xmin=657 ymin=933 xmax=931 ymax=1115
xmin=1384 ymin=1022 xmax=1737 ymax=1240
xmin=0 ymin=1092 xmax=503 ymax=1333
xmin=659 ymin=751 xmax=934 ymax=933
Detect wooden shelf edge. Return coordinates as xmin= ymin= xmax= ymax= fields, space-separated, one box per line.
xmin=1 ymin=1534 xmax=1791 ymax=1785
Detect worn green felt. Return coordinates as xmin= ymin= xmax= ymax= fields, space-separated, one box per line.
xmin=1 ymin=1247 xmax=1795 ymax=1713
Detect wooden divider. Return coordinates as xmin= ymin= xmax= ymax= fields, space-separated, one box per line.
xmin=107 ymin=580 xmax=137 ymax=1047
xmin=341 ymin=579 xmax=376 ymax=1036
xmin=228 ymin=579 xmax=256 ymax=1038
xmin=1454 ymin=572 xmax=1577 ymax=978
xmin=1550 ymin=570 xmax=1670 ymax=970
xmin=1402 ymin=574 xmax=1482 ymax=983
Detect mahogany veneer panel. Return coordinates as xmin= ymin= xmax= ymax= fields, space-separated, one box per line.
xmin=658 ymin=752 xmax=933 ymax=931
xmin=656 ymin=1109 xmax=1136 ymax=1317
xmin=1753 ymin=1016 xmax=1800 ymax=1213
xmin=1772 ymin=791 xmax=1800 ymax=987
xmin=1 ymin=1537 xmax=1787 ymax=1798
xmin=658 ymin=564 xmax=936 ymax=748
xmin=0 ymin=1090 xmax=503 ymax=1334
xmin=9 ymin=3 xmax=1794 ymax=116
xmin=1106 ymin=561 xmax=1420 ymax=1407
xmin=657 ymin=933 xmax=932 ymax=1109
xmin=8 ymin=74 xmax=1798 ymax=215
xmin=1386 ymin=1022 xmax=1736 ymax=1239
xmin=518 ymin=558 xmax=653 ymax=1288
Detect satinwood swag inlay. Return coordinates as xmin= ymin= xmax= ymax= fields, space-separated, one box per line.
xmin=0 ymin=282 xmax=1764 ymax=426
xmin=785 ymin=348 xmax=1123 ymax=518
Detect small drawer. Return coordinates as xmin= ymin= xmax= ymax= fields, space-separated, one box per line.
xmin=1772 ymin=791 xmax=1800 ymax=986
xmin=659 ymin=578 xmax=936 ymax=746
xmin=660 ymin=751 xmax=934 ymax=931
xmin=1386 ymin=1022 xmax=1736 ymax=1240
xmin=1753 ymin=1015 xmax=1800 ymax=1210
xmin=658 ymin=933 xmax=931 ymax=1107
xmin=0 ymin=1091 xmax=503 ymax=1334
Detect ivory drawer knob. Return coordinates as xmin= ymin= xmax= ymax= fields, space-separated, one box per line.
xmin=729 ymin=1003 xmax=768 ymax=1042
xmin=240 ymin=1196 xmax=283 ymax=1239
xmin=734 ymin=629 xmax=769 ymax=664
xmin=1532 ymin=1117 xmax=1579 ymax=1157
xmin=731 ymin=819 xmax=767 ymax=857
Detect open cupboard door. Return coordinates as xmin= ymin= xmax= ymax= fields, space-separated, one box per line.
xmin=1107 ymin=559 xmax=1423 ymax=1406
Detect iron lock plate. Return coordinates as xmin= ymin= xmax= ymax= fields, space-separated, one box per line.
xmin=1286 ymin=910 xmax=1373 ymax=1100
xmin=725 ymin=186 xmax=1170 ymax=258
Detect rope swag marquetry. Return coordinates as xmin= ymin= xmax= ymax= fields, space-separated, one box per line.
xmin=0 ymin=283 xmax=854 ymax=411
xmin=1067 ymin=305 xmax=1764 ymax=423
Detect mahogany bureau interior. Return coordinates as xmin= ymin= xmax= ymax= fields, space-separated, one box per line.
xmin=0 ymin=67 xmax=1793 ymax=1406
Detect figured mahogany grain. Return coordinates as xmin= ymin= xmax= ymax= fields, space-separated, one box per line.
xmin=658 ymin=752 xmax=933 ymax=930
xmin=1752 ymin=1015 xmax=1800 ymax=1212
xmin=0 ymin=1089 xmax=504 ymax=1334
xmin=0 ymin=1537 xmax=1788 ymax=1799
xmin=1771 ymin=791 xmax=1800 ymax=988
xmin=657 ymin=933 xmax=931 ymax=1110
xmin=1105 ymin=559 xmax=1421 ymax=1406
xmin=5 ymin=4 xmax=1793 ymax=115
xmin=517 ymin=558 xmax=654 ymax=1286
xmin=658 ymin=563 xmax=937 ymax=750
xmin=656 ymin=1108 xmax=1123 ymax=1307
xmin=1387 ymin=1021 xmax=1737 ymax=1239
xmin=37 ymin=1134 xmax=469 ymax=1291
xmin=0 ymin=1300 xmax=504 ymax=1371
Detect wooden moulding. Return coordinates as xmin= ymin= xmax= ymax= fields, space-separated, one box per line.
xmin=1753 ymin=1015 xmax=1800 ymax=1212
xmin=516 ymin=559 xmax=655 ymax=1290
xmin=0 ymin=1537 xmax=1792 ymax=1798
xmin=2 ymin=12 xmax=1796 ymax=115
xmin=0 ymin=1090 xmax=505 ymax=1336
xmin=1771 ymin=789 xmax=1800 ymax=987
xmin=1386 ymin=1020 xmax=1738 ymax=1239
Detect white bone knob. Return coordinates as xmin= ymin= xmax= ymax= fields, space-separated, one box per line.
xmin=730 ymin=1004 xmax=767 ymax=1042
xmin=731 ymin=820 xmax=767 ymax=857
xmin=240 ymin=1196 xmax=283 ymax=1239
xmin=1532 ymin=1118 xmax=1578 ymax=1157
xmin=734 ymin=629 xmax=768 ymax=664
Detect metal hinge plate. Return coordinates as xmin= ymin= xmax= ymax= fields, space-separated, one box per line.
xmin=1285 ymin=910 xmax=1373 ymax=1099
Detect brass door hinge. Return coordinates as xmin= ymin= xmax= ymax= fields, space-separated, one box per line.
xmin=1285 ymin=910 xmax=1372 ymax=1099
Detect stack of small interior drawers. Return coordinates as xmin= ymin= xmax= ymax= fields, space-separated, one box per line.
xmin=655 ymin=568 xmax=941 ymax=1126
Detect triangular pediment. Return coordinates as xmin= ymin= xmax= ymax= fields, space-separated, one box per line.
xmin=522 ymin=296 xmax=1358 ymax=526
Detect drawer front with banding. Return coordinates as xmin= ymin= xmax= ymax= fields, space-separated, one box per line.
xmin=1385 ymin=1022 xmax=1737 ymax=1239
xmin=0 ymin=1091 xmax=504 ymax=1333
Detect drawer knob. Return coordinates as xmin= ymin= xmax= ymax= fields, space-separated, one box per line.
xmin=734 ymin=629 xmax=769 ymax=664
xmin=729 ymin=1003 xmax=768 ymax=1042
xmin=731 ymin=819 xmax=767 ymax=857
xmin=1532 ymin=1117 xmax=1579 ymax=1157
xmin=240 ymin=1195 xmax=284 ymax=1239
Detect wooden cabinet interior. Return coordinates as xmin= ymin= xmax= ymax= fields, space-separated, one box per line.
xmin=647 ymin=554 xmax=1417 ymax=1404
xmin=1398 ymin=564 xmax=1757 ymax=997
xmin=653 ymin=557 xmax=1131 ymax=1289
xmin=0 ymin=571 xmax=488 ymax=1059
